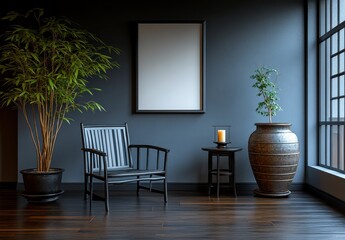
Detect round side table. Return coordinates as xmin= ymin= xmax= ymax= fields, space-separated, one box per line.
xmin=201 ymin=147 xmax=242 ymax=198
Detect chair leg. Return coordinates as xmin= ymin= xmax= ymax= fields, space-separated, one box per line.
xmin=149 ymin=175 xmax=153 ymax=192
xmin=84 ymin=174 xmax=88 ymax=200
xmin=89 ymin=176 xmax=93 ymax=210
xmin=164 ymin=178 xmax=168 ymax=203
xmin=104 ymin=179 xmax=109 ymax=212
xmin=84 ymin=173 xmax=88 ymax=200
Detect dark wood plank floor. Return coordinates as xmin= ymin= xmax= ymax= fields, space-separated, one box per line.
xmin=0 ymin=188 xmax=345 ymax=239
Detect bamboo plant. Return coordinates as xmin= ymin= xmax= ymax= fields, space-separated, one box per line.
xmin=0 ymin=8 xmax=120 ymax=172
xmin=250 ymin=66 xmax=282 ymax=123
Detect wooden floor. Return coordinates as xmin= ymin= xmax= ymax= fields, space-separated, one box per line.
xmin=0 ymin=188 xmax=345 ymax=239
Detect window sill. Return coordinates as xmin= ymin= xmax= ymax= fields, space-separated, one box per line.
xmin=307 ymin=165 xmax=345 ymax=202
xmin=309 ymin=166 xmax=345 ymax=180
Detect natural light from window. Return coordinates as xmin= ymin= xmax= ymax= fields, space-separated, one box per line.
xmin=318 ymin=0 xmax=345 ymax=173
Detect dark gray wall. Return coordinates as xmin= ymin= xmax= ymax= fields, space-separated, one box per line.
xmin=5 ymin=0 xmax=305 ymax=184
xmin=0 ymin=108 xmax=17 ymax=182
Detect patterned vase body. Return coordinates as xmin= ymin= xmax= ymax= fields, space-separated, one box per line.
xmin=248 ymin=123 xmax=299 ymax=196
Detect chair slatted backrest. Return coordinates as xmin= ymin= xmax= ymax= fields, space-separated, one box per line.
xmin=81 ymin=123 xmax=132 ymax=172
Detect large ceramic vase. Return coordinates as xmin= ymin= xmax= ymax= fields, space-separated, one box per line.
xmin=21 ymin=168 xmax=64 ymax=203
xmin=248 ymin=123 xmax=299 ymax=197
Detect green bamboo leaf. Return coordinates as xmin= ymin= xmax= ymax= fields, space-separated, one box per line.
xmin=0 ymin=8 xmax=120 ymax=171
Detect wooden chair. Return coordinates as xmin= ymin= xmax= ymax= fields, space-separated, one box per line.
xmin=80 ymin=123 xmax=169 ymax=211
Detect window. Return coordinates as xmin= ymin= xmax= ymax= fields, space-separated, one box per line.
xmin=318 ymin=0 xmax=345 ymax=172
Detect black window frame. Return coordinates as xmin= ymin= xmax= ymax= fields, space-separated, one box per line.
xmin=318 ymin=0 xmax=345 ymax=173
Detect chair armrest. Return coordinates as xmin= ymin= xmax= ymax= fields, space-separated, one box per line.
xmin=129 ymin=144 xmax=169 ymax=171
xmin=81 ymin=148 xmax=108 ymax=175
xmin=81 ymin=148 xmax=107 ymax=156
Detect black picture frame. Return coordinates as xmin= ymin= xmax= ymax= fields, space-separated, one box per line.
xmin=136 ymin=21 xmax=206 ymax=113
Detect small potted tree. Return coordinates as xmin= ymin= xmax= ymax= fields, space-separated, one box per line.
xmin=248 ymin=66 xmax=299 ymax=197
xmin=0 ymin=8 xmax=119 ymax=202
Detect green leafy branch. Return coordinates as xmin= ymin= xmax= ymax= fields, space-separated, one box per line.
xmin=250 ymin=66 xmax=282 ymax=123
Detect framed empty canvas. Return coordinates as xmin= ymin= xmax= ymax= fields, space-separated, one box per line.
xmin=136 ymin=22 xmax=206 ymax=113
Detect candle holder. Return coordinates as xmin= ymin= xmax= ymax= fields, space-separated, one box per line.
xmin=213 ymin=125 xmax=231 ymax=148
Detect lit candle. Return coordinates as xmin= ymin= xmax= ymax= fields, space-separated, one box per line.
xmin=217 ymin=130 xmax=226 ymax=142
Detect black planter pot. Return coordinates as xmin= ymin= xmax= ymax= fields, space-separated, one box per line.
xmin=20 ymin=168 xmax=64 ymax=203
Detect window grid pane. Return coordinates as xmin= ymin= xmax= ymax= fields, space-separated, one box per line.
xmin=319 ymin=0 xmax=345 ymax=174
xmin=331 ymin=0 xmax=338 ymax=28
xmin=341 ymin=0 xmax=345 ymax=23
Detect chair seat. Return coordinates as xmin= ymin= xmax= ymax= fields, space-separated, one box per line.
xmin=107 ymin=168 xmax=165 ymax=177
